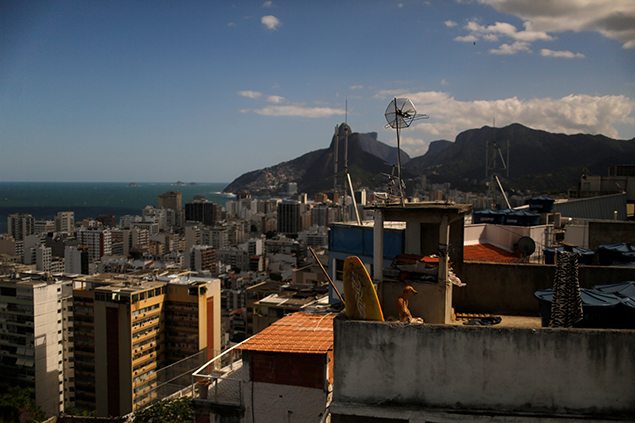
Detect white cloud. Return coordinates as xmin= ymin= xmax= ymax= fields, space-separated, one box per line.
xmin=455 ymin=34 xmax=478 ymax=43
xmin=466 ymin=20 xmax=552 ymax=42
xmin=540 ymin=48 xmax=585 ymax=59
xmin=261 ymin=15 xmax=281 ymax=31
xmin=267 ymin=95 xmax=285 ymax=104
xmin=241 ymin=105 xmax=345 ymax=118
xmin=227 ymin=21 xmax=237 ymax=28
xmin=440 ymin=79 xmax=449 ymax=86
xmin=479 ymin=0 xmax=635 ymax=48
xmin=455 ymin=18 xmax=553 ymax=55
xmin=262 ymin=0 xmax=273 ymax=8
xmin=380 ymin=90 xmax=635 ymax=154
xmin=489 ymin=41 xmax=531 ymax=55
xmin=350 ymin=84 xmax=364 ymax=90
xmin=444 ymin=20 xmax=458 ymax=28
xmin=238 ymin=90 xmax=262 ymax=99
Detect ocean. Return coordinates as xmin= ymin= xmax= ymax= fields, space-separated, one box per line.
xmin=0 ymin=182 xmax=231 ymax=234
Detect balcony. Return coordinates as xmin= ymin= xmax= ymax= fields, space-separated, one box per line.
xmin=191 ymin=342 xmax=245 ymax=411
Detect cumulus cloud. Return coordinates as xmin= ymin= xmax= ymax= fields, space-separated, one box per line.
xmin=541 ymin=48 xmax=585 ymax=59
xmin=455 ymin=34 xmax=478 ymax=43
xmin=489 ymin=41 xmax=531 ymax=55
xmin=466 ymin=20 xmax=552 ymax=42
xmin=444 ymin=20 xmax=458 ymax=28
xmin=379 ymin=90 xmax=635 ymax=154
xmin=267 ymin=95 xmax=285 ymax=104
xmin=479 ymin=0 xmax=635 ymax=48
xmin=262 ymin=0 xmax=273 ymax=8
xmin=241 ymin=105 xmax=345 ymax=118
xmin=454 ymin=19 xmax=552 ymax=54
xmin=261 ymin=15 xmax=281 ymax=30
xmin=238 ymin=90 xmax=262 ymax=99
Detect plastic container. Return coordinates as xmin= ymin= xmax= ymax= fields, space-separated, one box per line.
xmin=543 ymin=246 xmax=595 ymax=265
xmin=527 ymin=196 xmax=555 ymax=213
xmin=534 ymin=288 xmax=622 ymax=328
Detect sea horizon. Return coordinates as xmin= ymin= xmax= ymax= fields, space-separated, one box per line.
xmin=0 ymin=181 xmax=232 ymax=234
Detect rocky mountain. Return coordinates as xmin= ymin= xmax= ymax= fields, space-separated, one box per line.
xmin=224 ymin=123 xmax=635 ymax=195
xmin=223 ymin=124 xmax=409 ymax=195
xmin=405 ymin=123 xmax=635 ymax=192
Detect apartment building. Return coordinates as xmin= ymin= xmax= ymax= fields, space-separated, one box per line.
xmin=0 ymin=274 xmax=73 ymax=417
xmin=72 ymin=273 xmax=221 ymax=416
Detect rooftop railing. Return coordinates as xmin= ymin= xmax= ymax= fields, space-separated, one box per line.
xmin=191 ymin=341 xmax=246 ymax=407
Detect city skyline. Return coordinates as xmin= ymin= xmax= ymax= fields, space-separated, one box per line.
xmin=1 ymin=0 xmax=634 ymax=183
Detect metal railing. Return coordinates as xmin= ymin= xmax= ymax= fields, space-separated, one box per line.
xmin=191 ymin=341 xmax=246 ymax=407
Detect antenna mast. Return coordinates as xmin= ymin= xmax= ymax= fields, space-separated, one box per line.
xmin=333 ymin=125 xmax=339 ymax=208
xmin=384 ymin=98 xmax=428 ymax=206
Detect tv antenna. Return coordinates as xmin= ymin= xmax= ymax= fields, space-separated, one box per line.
xmin=384 ymin=98 xmax=428 ymax=206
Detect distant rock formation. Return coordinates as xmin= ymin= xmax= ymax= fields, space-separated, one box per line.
xmin=224 ymin=123 xmax=635 ymax=195
xmin=223 ymin=124 xmax=409 ymax=195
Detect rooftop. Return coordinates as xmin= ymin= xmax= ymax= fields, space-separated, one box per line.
xmin=463 ymin=243 xmax=521 ymax=263
xmin=239 ymin=312 xmax=335 ymax=354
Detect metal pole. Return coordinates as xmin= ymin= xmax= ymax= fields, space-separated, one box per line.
xmin=308 ymin=247 xmax=345 ymax=304
xmin=394 ymin=98 xmax=405 ymax=206
xmin=333 ymin=125 xmax=339 ymax=207
xmin=495 ymin=175 xmax=512 ymax=209
xmin=347 ymin=173 xmax=362 ymax=225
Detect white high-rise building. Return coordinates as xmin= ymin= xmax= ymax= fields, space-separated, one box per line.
xmin=76 ymin=229 xmax=112 ymax=262
xmin=22 ymin=234 xmax=42 ymax=265
xmin=34 ymin=220 xmax=56 ymax=235
xmin=65 ymin=245 xmax=88 ymax=274
xmin=185 ymin=224 xmax=202 ymax=252
xmin=55 ymin=211 xmax=75 ymax=234
xmin=36 ymin=244 xmax=52 ymax=272
xmin=7 ymin=213 xmax=34 ymax=241
xmin=0 ymin=275 xmax=74 ymax=417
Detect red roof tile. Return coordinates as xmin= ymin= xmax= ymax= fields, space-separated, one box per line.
xmin=239 ymin=312 xmax=335 ymax=354
xmin=464 ymin=243 xmax=520 ymax=263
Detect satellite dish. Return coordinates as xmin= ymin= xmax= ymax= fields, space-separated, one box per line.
xmin=384 ymin=98 xmax=428 ymax=129
xmin=383 ymin=98 xmax=429 ymax=206
xmin=516 ymin=236 xmax=536 ymax=257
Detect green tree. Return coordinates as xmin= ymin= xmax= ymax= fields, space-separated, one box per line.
xmin=0 ymin=386 xmax=45 ymax=423
xmin=132 ymin=398 xmax=193 ymax=423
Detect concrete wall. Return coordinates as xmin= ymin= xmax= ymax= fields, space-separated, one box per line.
xmin=333 ymin=318 xmax=635 ymax=419
xmin=243 ymin=382 xmax=328 ymax=423
xmin=33 ymin=283 xmax=63 ymax=417
xmin=588 ymin=221 xmax=635 ymax=250
xmin=453 ymin=262 xmax=635 ymax=315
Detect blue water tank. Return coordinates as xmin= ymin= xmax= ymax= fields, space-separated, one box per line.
xmin=597 ymin=243 xmax=635 ymax=265
xmin=527 ymin=196 xmax=555 ymax=213
xmin=502 ymin=209 xmax=541 ymax=226
xmin=473 ymin=209 xmax=505 ymax=224
xmin=543 ymin=246 xmax=595 ymax=265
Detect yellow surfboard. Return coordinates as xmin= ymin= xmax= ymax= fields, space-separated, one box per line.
xmin=343 ymin=256 xmax=384 ymax=321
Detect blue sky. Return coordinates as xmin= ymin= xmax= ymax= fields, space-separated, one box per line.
xmin=1 ymin=0 xmax=634 ymax=183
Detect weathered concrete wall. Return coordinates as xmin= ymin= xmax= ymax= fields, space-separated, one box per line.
xmin=333 ymin=319 xmax=635 ymax=419
xmin=453 ymin=262 xmax=635 ymax=314
xmin=243 ymin=382 xmax=327 ymax=423
xmin=588 ymin=221 xmax=635 ymax=250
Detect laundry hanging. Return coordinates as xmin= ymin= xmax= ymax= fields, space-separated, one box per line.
xmin=549 ymin=250 xmax=583 ymax=328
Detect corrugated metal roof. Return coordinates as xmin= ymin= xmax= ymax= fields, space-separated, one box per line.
xmin=553 ymin=193 xmax=627 ymax=220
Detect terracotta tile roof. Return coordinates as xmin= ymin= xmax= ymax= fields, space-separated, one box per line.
xmin=464 ymin=243 xmax=520 ymax=263
xmin=239 ymin=312 xmax=335 ymax=354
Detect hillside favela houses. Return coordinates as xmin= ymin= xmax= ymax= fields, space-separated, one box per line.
xmin=1 ymin=122 xmax=634 ymax=422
